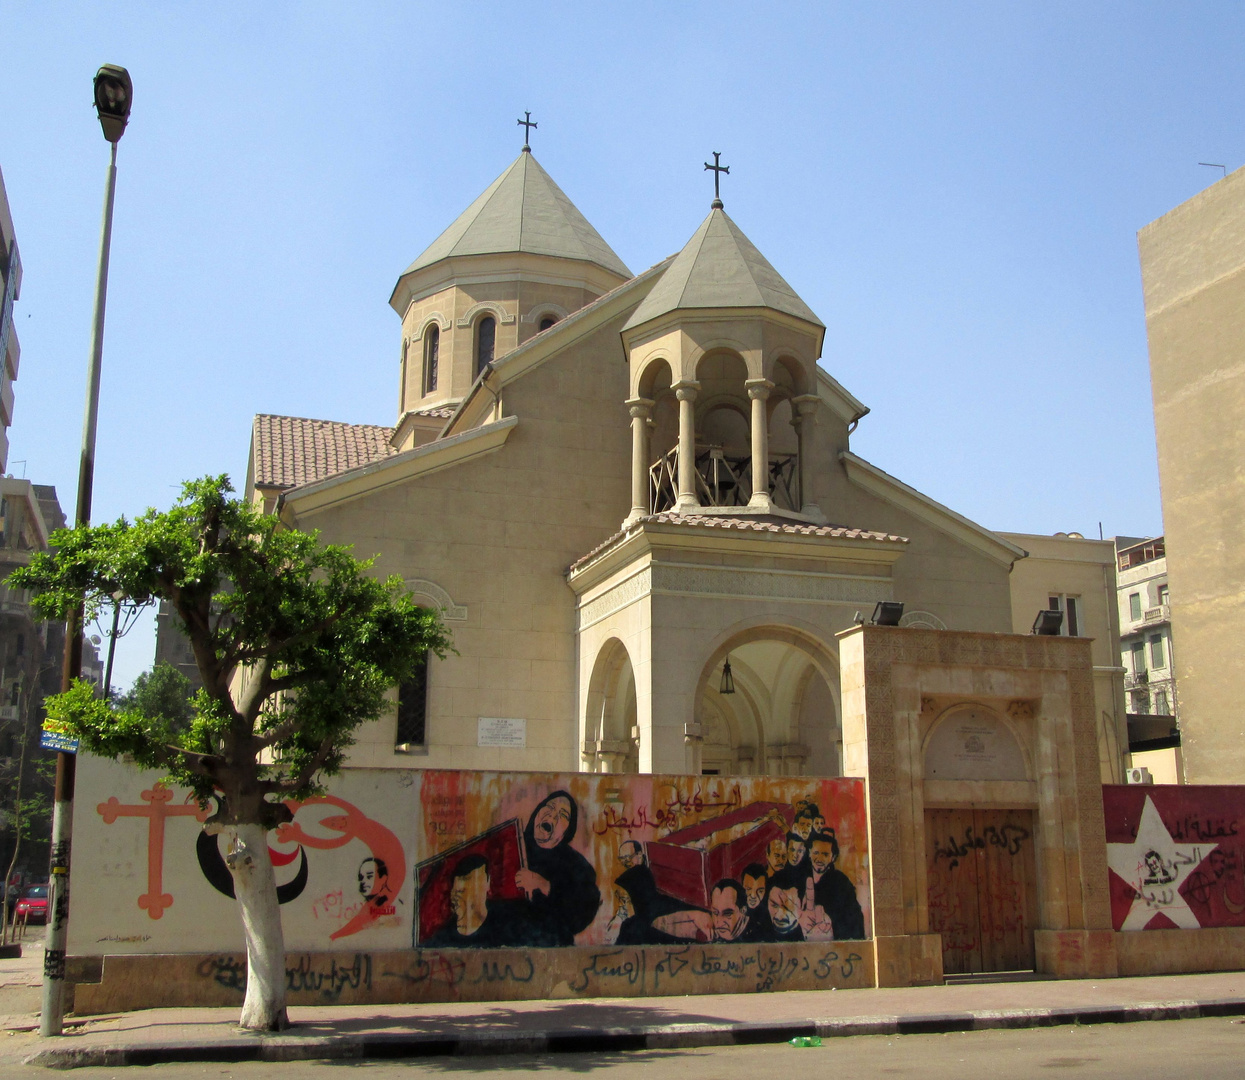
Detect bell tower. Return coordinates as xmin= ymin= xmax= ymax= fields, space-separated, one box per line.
xmin=388 ymin=125 xmax=631 ymax=450
xmin=619 ymin=160 xmax=827 ymax=524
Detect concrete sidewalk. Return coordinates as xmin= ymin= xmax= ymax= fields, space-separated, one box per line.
xmin=3 ymin=969 xmax=1244 ymax=1069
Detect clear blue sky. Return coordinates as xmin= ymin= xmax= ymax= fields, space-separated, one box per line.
xmin=3 ymin=3 xmax=1238 ymax=688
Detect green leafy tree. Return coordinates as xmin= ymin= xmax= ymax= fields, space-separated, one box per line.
xmin=10 ymin=477 xmax=451 ymax=1029
xmin=114 ymin=662 xmax=195 ymax=732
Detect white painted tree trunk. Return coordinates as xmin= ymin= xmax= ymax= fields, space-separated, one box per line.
xmin=225 ymin=823 xmax=288 ymax=1030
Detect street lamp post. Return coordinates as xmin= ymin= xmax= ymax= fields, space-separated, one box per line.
xmin=40 ymin=64 xmax=132 ymax=1039
xmin=100 ymin=590 xmax=142 ymax=699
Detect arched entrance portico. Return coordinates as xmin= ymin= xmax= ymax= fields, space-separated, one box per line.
xmin=693 ymin=623 xmax=842 ymax=777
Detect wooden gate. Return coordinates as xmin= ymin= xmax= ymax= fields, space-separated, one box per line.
xmin=925 ymin=808 xmax=1038 ymax=974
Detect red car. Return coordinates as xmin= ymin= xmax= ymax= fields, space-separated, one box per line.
xmin=15 ymin=884 xmax=48 ymax=924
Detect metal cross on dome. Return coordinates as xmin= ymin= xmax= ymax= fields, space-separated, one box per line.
xmin=704 ymin=151 xmax=729 ymax=209
xmin=518 ymin=111 xmax=537 ymax=152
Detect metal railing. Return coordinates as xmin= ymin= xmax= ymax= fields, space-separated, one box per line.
xmin=649 ymin=446 xmax=798 ymax=514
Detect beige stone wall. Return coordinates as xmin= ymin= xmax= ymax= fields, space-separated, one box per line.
xmin=291 ymin=318 xmax=1020 ymax=774
xmin=299 ymin=313 xmax=635 ymax=773
xmin=1000 ymin=532 xmax=1127 ymax=783
xmin=278 ymin=258 xmax=1026 ymax=777
xmin=797 ymin=395 xmax=1016 ymax=633
xmin=1115 ymin=926 xmax=1245 ymax=976
xmin=71 ymin=941 xmax=877 ymax=1013
xmin=1139 ymin=169 xmax=1245 ymax=783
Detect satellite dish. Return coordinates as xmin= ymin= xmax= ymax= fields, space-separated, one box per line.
xmin=89 ymin=635 xmax=102 ymax=646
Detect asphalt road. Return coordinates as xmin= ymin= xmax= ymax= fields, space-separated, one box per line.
xmin=10 ymin=1016 xmax=1245 ymax=1079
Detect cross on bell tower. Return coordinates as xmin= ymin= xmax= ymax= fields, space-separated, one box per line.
xmin=704 ymin=151 xmax=729 ymax=209
xmin=517 ymin=111 xmax=537 ymax=153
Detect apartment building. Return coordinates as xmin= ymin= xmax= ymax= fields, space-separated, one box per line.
xmin=1116 ymin=535 xmax=1179 ymax=782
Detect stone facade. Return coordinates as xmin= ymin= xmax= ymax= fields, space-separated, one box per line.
xmin=1139 ymin=170 xmax=1245 ymax=783
xmin=245 ymin=150 xmax=1033 ymax=781
xmin=0 ymin=480 xmax=66 ymax=885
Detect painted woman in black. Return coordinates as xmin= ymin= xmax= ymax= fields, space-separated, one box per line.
xmin=514 ymin=790 xmax=601 ymax=945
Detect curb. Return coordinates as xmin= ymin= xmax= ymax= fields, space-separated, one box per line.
xmin=23 ymin=997 xmax=1245 ymax=1069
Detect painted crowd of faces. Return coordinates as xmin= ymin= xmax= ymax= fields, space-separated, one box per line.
xmin=415 ymin=786 xmax=868 ymax=949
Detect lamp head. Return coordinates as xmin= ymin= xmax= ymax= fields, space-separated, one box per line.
xmin=1032 ymin=608 xmax=1064 ymax=636
xmin=94 ymin=65 xmax=132 ymax=143
xmin=719 ymin=657 xmax=736 ymax=695
xmin=870 ymin=601 xmax=905 ymax=626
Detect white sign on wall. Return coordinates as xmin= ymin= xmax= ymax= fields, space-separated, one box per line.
xmin=477 ymin=716 xmax=526 ymax=748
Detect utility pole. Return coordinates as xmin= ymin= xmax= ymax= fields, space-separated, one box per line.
xmin=40 ymin=63 xmax=132 ymax=1039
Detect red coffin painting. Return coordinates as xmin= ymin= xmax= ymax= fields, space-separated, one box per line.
xmin=648 ymin=802 xmax=792 ymax=909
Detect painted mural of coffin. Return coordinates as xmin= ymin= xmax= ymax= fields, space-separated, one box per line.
xmin=648 ymin=802 xmax=791 ymax=909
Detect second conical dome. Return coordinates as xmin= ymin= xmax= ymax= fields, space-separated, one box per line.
xmin=624 ymin=207 xmax=822 ymax=331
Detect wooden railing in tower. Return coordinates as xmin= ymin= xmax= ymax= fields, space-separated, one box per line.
xmin=648 ymin=445 xmax=799 ymax=514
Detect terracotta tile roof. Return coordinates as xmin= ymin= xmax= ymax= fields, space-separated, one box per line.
xmin=252 ymin=414 xmax=397 ymax=490
xmin=569 ymin=513 xmax=908 ymax=572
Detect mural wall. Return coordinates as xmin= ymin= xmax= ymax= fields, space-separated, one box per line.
xmin=71 ymin=757 xmax=420 ymax=954
xmin=70 ymin=758 xmax=871 ymax=956
xmin=414 ymin=771 xmax=871 ymax=948
xmin=1104 ymin=785 xmax=1245 ymax=931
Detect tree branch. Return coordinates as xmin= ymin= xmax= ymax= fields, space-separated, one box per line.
xmin=267 ymin=737 xmax=336 ymax=794
xmin=167 ymin=745 xmax=224 ymax=780
xmin=253 ymin=684 xmax=312 ymax=749
xmin=236 ymin=655 xmax=273 ymax=724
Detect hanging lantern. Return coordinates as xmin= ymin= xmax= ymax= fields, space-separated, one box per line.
xmin=719 ymin=657 xmax=736 ymax=695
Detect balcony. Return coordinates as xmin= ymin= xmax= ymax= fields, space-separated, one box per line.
xmin=1124 ymin=670 xmax=1149 ymax=689
xmin=1143 ymin=604 xmax=1170 ymax=625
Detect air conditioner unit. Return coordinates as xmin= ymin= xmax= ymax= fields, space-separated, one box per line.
xmin=1126 ymin=767 xmax=1154 ymax=785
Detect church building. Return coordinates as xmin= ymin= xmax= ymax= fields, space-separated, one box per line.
xmin=244 ymin=140 xmax=1118 ymax=784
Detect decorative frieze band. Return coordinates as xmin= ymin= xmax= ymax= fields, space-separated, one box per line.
xmin=577 ymin=568 xmax=651 ymax=630
xmin=576 ymin=562 xmax=892 ymax=631
xmin=650 ymin=563 xmax=892 ymax=606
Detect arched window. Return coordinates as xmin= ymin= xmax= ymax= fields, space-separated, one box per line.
xmin=424 ymin=325 xmax=439 ymax=394
xmin=539 ymin=315 xmax=557 ymax=332
xmin=395 ymin=650 xmax=429 ymax=750
xmin=475 ymin=316 xmax=495 ymax=378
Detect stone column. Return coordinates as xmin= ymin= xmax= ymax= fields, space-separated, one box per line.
xmin=684 ymin=722 xmax=704 ymax=775
xmin=792 ymin=394 xmax=822 ymax=518
xmin=597 ymin=749 xmax=629 ymax=773
xmin=673 ymin=382 xmax=700 ymax=513
xmin=746 ymin=379 xmax=774 ymax=511
xmin=625 ymin=397 xmax=654 ymax=524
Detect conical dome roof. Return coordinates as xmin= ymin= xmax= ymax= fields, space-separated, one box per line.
xmin=624 ymin=207 xmax=822 ymax=331
xmin=401 ymin=152 xmax=631 ymax=280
